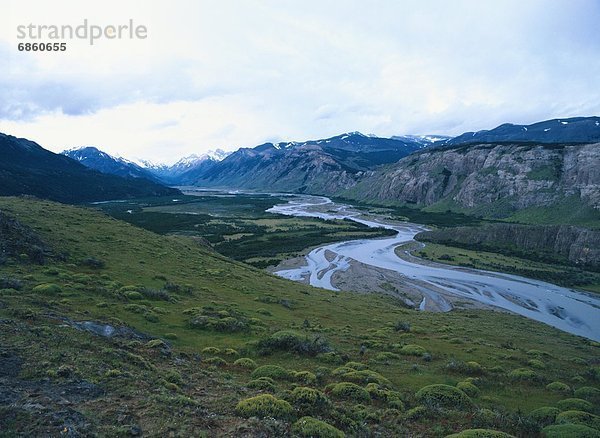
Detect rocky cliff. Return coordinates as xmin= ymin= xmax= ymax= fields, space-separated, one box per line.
xmin=343 ymin=143 xmax=600 ymax=219
xmin=416 ymin=223 xmax=600 ymax=269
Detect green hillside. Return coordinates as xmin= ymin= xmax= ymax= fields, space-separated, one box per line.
xmin=1 ymin=197 xmax=599 ymax=437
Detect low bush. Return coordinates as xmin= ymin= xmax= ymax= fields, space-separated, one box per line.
xmin=340 ymin=370 xmax=392 ymax=387
xmin=528 ymin=406 xmax=560 ymax=426
xmin=366 ymin=383 xmax=404 ymax=410
xmin=292 ymin=416 xmax=344 ymax=438
xmin=405 ymin=406 xmax=428 ymax=420
xmin=457 ymin=380 xmax=480 ymax=397
xmin=247 ymin=378 xmax=276 ymax=391
xmin=251 ymin=365 xmax=292 ymax=381
xmin=81 ymin=257 xmax=105 ymax=268
xmin=233 ymin=358 xmax=257 ymax=369
xmin=556 ymin=398 xmax=594 ymax=413
xmin=235 ymin=394 xmax=294 ymax=420
xmin=290 ymin=387 xmax=331 ymax=414
xmin=257 ymin=330 xmax=331 ymax=356
xmin=32 ymin=283 xmax=62 ymax=295
xmin=399 ymin=344 xmax=427 ymax=356
xmin=574 ymin=387 xmax=600 ymax=405
xmin=374 ymin=351 xmax=401 ymax=362
xmin=345 ymin=362 xmax=368 ymax=371
xmin=415 ymin=384 xmax=473 ymax=409
xmin=201 ymin=347 xmax=221 ymax=355
xmin=446 ymin=429 xmax=515 ymax=437
xmin=527 ymin=359 xmax=545 ymax=369
xmin=508 ymin=368 xmax=539 ymax=381
xmin=204 ymin=357 xmax=227 ymax=367
xmin=330 ymin=382 xmax=370 ymax=402
xmin=556 ymin=410 xmax=600 ymax=430
xmin=293 ymin=371 xmax=317 ymax=385
xmin=541 ymin=424 xmax=600 ymax=437
xmin=546 ymin=381 xmax=571 ymax=393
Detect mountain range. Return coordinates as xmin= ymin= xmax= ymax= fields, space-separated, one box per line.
xmin=3 ymin=116 xmax=599 ymax=220
xmin=0 ymin=134 xmax=179 ymax=203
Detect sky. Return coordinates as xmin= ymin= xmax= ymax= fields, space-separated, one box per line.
xmin=1 ymin=0 xmax=600 ymax=164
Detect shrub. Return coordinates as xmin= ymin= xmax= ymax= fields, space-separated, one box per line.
xmin=556 ymin=398 xmax=594 ymax=413
xmin=366 ymin=383 xmax=404 ymax=410
xmin=399 ymin=344 xmax=427 ymax=356
xmin=415 ymin=384 xmax=473 ymax=409
xmin=189 ymin=306 xmax=253 ymax=333
xmin=374 ymin=351 xmax=401 ymax=362
xmin=257 ymin=330 xmax=331 ymax=356
xmin=529 ymin=406 xmax=560 ymax=426
xmin=144 ymin=313 xmax=159 ymax=323
xmin=235 ymin=394 xmax=294 ymax=420
xmin=32 ymin=283 xmax=62 ymax=295
xmin=318 ymin=352 xmax=343 ymax=364
xmin=201 ymin=347 xmax=221 ymax=355
xmin=292 ymin=416 xmax=344 ymax=438
xmin=290 ymin=387 xmax=331 ymax=414
xmin=446 ymin=429 xmax=515 ymax=437
xmin=546 ymin=381 xmax=571 ymax=393
xmin=405 ymin=406 xmax=428 ymax=420
xmin=204 ymin=357 xmax=227 ymax=367
xmin=394 ymin=321 xmax=411 ymax=332
xmin=145 ymin=339 xmax=167 ymax=349
xmin=508 ymin=368 xmax=538 ymax=381
xmin=332 ymin=366 xmax=355 ymax=376
xmin=457 ymin=381 xmax=480 ymax=397
xmin=340 ymin=370 xmax=392 ymax=387
xmin=293 ymin=371 xmax=317 ymax=385
xmin=465 ymin=361 xmax=484 ymax=375
xmin=345 ymin=362 xmax=368 ymax=371
xmin=541 ymin=424 xmax=600 ymax=437
xmin=81 ymin=257 xmax=105 ymax=268
xmin=330 ymin=382 xmax=370 ymax=402
xmin=574 ymin=387 xmax=600 ymax=404
xmin=556 ymin=410 xmax=600 ymax=430
xmin=527 ymin=359 xmax=545 ymax=369
xmin=247 ymin=378 xmax=276 ymax=391
xmin=233 ymin=358 xmax=257 ymax=370
xmin=164 ymin=333 xmax=178 ymax=340
xmin=126 ymin=291 xmax=143 ymax=300
xmin=251 ymin=365 xmax=292 ymax=381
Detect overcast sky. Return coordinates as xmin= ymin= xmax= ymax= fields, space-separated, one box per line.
xmin=1 ymin=0 xmax=599 ymax=164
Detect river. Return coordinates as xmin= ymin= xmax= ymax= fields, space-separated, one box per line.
xmin=267 ymin=194 xmax=600 ymax=341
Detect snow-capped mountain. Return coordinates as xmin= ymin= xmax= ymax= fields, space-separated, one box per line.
xmin=139 ymin=149 xmax=231 ymax=184
xmin=192 ymin=132 xmax=428 ymax=192
xmin=61 ymin=146 xmax=164 ymax=183
xmin=391 ymin=134 xmax=453 ymax=146
xmin=446 ymin=117 xmax=600 ymax=145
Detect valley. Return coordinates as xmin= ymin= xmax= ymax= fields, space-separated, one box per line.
xmin=1 ymin=196 xmax=599 ymax=437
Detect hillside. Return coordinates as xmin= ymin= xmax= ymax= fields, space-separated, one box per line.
xmin=343 ymin=142 xmax=600 ymax=225
xmin=0 ymin=134 xmax=179 ymax=203
xmin=194 ymin=132 xmax=425 ymax=193
xmin=0 ymin=197 xmax=599 ymax=436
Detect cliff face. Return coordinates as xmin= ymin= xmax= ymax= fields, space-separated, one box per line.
xmin=344 ymin=143 xmax=600 ymax=216
xmin=192 ymin=132 xmax=424 ymax=193
xmin=416 ymin=223 xmax=600 ymax=269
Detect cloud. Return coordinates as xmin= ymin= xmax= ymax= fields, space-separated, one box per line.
xmin=1 ymin=0 xmax=599 ymax=162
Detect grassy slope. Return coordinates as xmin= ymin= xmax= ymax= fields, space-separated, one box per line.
xmin=1 ymin=197 xmax=599 ymax=437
